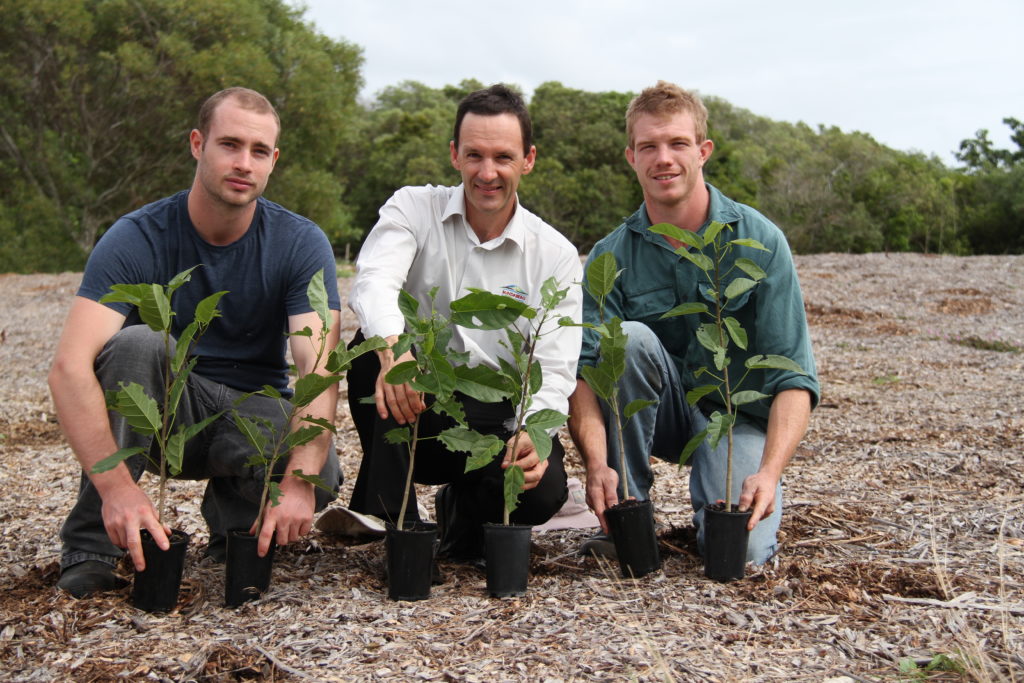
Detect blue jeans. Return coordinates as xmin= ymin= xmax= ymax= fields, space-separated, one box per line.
xmin=597 ymin=322 xmax=781 ymax=564
xmin=59 ymin=325 xmax=340 ymax=569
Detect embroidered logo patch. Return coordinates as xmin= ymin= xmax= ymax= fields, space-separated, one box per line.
xmin=501 ymin=284 xmax=527 ymax=302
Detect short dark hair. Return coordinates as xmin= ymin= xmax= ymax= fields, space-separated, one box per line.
xmin=197 ymin=87 xmax=280 ymax=143
xmin=453 ymin=84 xmax=533 ymax=156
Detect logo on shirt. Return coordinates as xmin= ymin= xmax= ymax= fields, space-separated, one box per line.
xmin=501 ymin=284 xmax=527 ymax=302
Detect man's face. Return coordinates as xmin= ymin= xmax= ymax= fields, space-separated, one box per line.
xmin=625 ymin=111 xmax=713 ymax=212
xmin=450 ymin=112 xmax=536 ymax=232
xmin=190 ymin=99 xmax=279 ymax=209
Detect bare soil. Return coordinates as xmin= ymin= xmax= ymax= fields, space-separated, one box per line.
xmin=0 ymin=253 xmax=1021 ymax=682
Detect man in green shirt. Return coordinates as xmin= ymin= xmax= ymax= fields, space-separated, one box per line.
xmin=568 ymin=81 xmax=819 ymax=563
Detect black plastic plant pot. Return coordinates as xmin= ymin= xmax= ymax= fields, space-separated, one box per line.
xmin=483 ymin=523 xmax=532 ymax=598
xmin=131 ymin=528 xmax=190 ymax=613
xmin=702 ymin=503 xmax=752 ymax=582
xmin=385 ymin=522 xmax=438 ymax=601
xmin=224 ymin=530 xmax=276 ymax=608
xmin=605 ymin=499 xmax=661 ymax=578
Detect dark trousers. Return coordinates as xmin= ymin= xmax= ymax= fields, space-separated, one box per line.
xmin=60 ymin=325 xmax=341 ymax=569
xmin=347 ymin=330 xmax=568 ymax=530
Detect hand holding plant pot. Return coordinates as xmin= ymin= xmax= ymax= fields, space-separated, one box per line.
xmin=90 ymin=266 xmax=226 ymax=611
xmin=228 ymin=269 xmax=385 ymax=606
xmin=650 ymin=220 xmax=806 ymax=581
xmin=449 ymin=277 xmax=571 ymax=596
xmin=575 ymin=253 xmax=660 ymax=578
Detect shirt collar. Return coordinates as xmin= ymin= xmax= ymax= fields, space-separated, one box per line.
xmin=629 ymin=182 xmax=742 ymax=240
xmin=443 ymin=184 xmax=526 ymax=252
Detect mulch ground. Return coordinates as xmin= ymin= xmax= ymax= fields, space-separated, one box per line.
xmin=0 ymin=253 xmax=1021 ymax=682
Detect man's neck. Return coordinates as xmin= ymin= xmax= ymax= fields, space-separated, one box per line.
xmin=646 ymin=183 xmax=711 ymax=249
xmin=187 ymin=186 xmax=257 ymax=246
xmin=466 ymin=203 xmax=515 ymax=244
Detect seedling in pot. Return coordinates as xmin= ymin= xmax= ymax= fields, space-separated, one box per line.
xmin=449 ymin=276 xmax=571 ymax=524
xmin=575 ymin=252 xmax=660 ymax=577
xmin=649 ymin=220 xmax=805 ymax=579
xmin=233 ymin=269 xmax=387 ymax=541
xmin=91 ymin=266 xmax=226 ymax=527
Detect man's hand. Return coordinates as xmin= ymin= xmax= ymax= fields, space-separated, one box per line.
xmin=502 ymin=432 xmax=549 ymax=490
xmin=100 ymin=481 xmax=170 ymax=571
xmin=738 ymin=470 xmax=780 ymax=530
xmin=375 ymin=337 xmax=425 ymax=424
xmin=252 ymin=475 xmax=316 ymax=557
xmin=584 ymin=463 xmax=619 ymax=534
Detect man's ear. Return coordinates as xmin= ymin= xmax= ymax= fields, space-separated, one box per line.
xmin=699 ymin=139 xmax=714 ymax=165
xmin=190 ymin=129 xmax=203 ymax=161
xmin=449 ymin=140 xmax=459 ymax=170
xmin=522 ymin=145 xmax=537 ymax=175
xmin=624 ymin=145 xmax=636 ymax=170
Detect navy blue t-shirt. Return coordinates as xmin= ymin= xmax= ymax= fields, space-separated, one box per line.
xmin=78 ymin=190 xmax=341 ymax=394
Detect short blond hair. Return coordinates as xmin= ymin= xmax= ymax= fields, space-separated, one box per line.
xmin=625 ymin=81 xmax=708 ymax=147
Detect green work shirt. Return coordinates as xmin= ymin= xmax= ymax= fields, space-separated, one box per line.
xmin=580 ymin=183 xmax=820 ymax=430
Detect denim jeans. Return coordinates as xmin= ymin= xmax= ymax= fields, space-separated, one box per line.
xmin=596 ymin=321 xmax=781 ymax=564
xmin=59 ymin=325 xmax=340 ymax=569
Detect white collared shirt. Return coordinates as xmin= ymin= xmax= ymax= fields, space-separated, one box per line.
xmin=350 ymin=184 xmax=583 ymax=417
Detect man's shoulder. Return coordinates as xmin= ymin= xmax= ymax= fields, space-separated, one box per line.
xmin=118 ymin=191 xmax=187 ymax=229
xmin=709 ymin=185 xmax=783 ymax=240
xmin=517 ymin=203 xmax=578 ymax=256
xmin=590 ymin=206 xmax=645 ymax=256
xmin=257 ymin=196 xmax=319 ymax=232
xmin=388 ymin=184 xmax=457 ymax=208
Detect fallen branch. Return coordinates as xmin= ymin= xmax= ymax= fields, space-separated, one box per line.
xmin=882 ymin=594 xmax=1024 ymax=615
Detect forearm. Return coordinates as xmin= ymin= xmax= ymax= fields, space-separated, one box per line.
xmin=568 ymin=378 xmax=609 ymax=473
xmin=49 ymin=361 xmax=136 ymax=496
xmin=758 ymin=388 xmax=812 ymax=479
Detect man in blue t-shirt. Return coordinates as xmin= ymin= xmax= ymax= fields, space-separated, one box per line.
xmin=569 ymin=81 xmax=819 ymax=565
xmin=49 ymin=87 xmax=342 ymax=597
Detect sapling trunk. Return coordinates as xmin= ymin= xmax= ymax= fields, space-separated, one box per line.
xmin=156 ymin=332 xmax=174 ymax=525
xmin=712 ymin=245 xmax=736 ymax=509
xmin=611 ymin=388 xmax=630 ymax=502
xmin=503 ymin=327 xmax=542 ymax=525
xmin=396 ymin=415 xmax=421 ymax=532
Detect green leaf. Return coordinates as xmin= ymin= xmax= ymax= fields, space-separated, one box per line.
xmin=678 ymin=430 xmax=707 ymax=467
xmin=173 ymin=321 xmax=199 ymax=372
xmin=731 ymin=390 xmax=771 ymax=406
xmin=267 ymin=481 xmax=283 ymax=507
xmin=685 ymin=384 xmax=718 ymax=406
xmin=503 ymin=465 xmax=526 ymax=514
xmin=306 ymin=268 xmax=330 ymax=331
xmin=724 ymin=277 xmax=757 ymax=300
xmin=302 ymin=415 xmax=337 ymax=435
xmin=166 ymin=357 xmax=198 ymax=417
xmin=649 ymin=222 xmax=704 ymax=249
xmin=167 ymin=266 xmax=199 ymax=293
xmin=580 ymin=363 xmax=616 ymax=401
xmin=285 ymin=424 xmax=325 ymax=450
xmin=539 ymin=276 xmax=568 ymax=310
xmin=292 ymin=373 xmax=342 ymax=408
xmin=107 ymin=382 xmax=161 ymax=436
xmin=729 ymin=238 xmax=770 ymax=251
xmin=661 ymin=302 xmax=707 ymax=319
xmin=704 ymin=221 xmax=727 ymax=244
xmin=397 ymin=289 xmax=421 ymax=328
xmin=450 ymin=290 xmax=528 ymax=329
xmin=90 ymin=446 xmax=146 ymax=474
xmin=585 ymin=252 xmax=620 ymax=300
xmin=432 ymin=393 xmax=467 ymax=426
xmin=525 ymin=408 xmax=567 ymax=434
xmin=194 ymin=290 xmax=227 ymax=326
xmin=724 ymin=317 xmax=748 ymax=350
xmin=734 ymin=257 xmax=766 ymax=281
xmin=453 ymin=364 xmax=513 ymax=403
xmin=384 ymin=426 xmax=411 ymax=446
xmin=680 ymin=250 xmax=714 ymax=272
xmin=623 ymin=399 xmax=656 ymax=420
xmin=384 ymin=359 xmax=419 ymax=385
xmin=289 ymin=470 xmax=334 ymax=493
xmin=447 ymin=427 xmax=504 ymax=472
xmin=745 ymin=354 xmax=807 ymax=374
xmin=327 ymin=335 xmax=388 ymax=373
xmin=525 ymin=425 xmax=553 ymax=462
xmin=696 ymin=324 xmax=723 ymax=354
xmin=234 ymin=413 xmax=269 ymax=457
xmin=706 ymin=411 xmax=735 ymax=450
xmin=137 ymin=283 xmax=172 ymax=332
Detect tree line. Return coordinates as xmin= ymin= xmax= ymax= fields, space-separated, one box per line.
xmin=1 ymin=0 xmax=1020 ymax=273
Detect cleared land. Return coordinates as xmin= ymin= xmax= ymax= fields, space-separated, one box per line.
xmin=0 ymin=253 xmax=1021 ymax=681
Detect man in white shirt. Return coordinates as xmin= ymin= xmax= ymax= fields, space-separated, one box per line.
xmin=347 ymin=84 xmax=582 ymax=563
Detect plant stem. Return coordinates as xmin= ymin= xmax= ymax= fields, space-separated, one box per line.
xmin=397 ymin=415 xmax=420 ymax=532
xmin=611 ymin=387 xmax=630 ymax=501
xmin=712 ymin=240 xmax=735 ymax=509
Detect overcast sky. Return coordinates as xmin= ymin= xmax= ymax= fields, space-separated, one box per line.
xmin=296 ymin=0 xmax=1023 ymax=166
